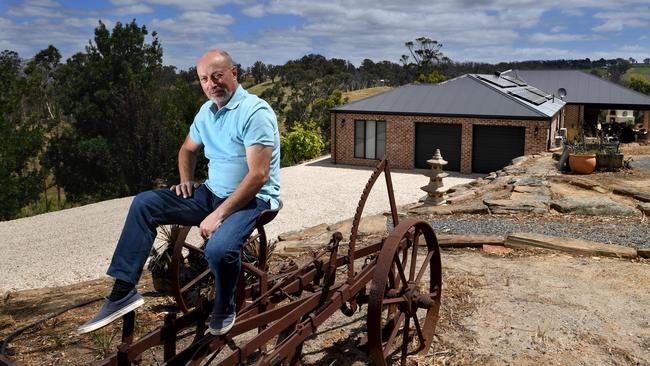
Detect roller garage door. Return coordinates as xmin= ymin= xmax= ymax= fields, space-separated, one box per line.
xmin=472 ymin=125 xmax=525 ymax=173
xmin=415 ymin=123 xmax=461 ymax=171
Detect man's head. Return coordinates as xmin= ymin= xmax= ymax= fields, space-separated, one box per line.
xmin=197 ymin=49 xmax=238 ymax=108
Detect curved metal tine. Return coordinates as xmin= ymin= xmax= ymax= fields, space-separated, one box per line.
xmin=409 ymin=228 xmax=420 ymax=282
xmin=383 ymin=158 xmax=399 ymax=228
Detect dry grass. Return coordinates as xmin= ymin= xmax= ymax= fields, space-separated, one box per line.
xmin=343 ymin=86 xmax=392 ymax=102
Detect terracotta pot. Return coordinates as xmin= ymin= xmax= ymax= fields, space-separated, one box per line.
xmin=569 ymin=154 xmax=596 ymax=174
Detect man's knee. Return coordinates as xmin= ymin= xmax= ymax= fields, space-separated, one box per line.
xmin=131 ymin=190 xmax=159 ymax=213
xmin=204 ymin=237 xmax=240 ymax=265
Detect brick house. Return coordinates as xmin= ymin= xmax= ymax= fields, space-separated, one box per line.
xmin=330 ymin=70 xmax=650 ymax=174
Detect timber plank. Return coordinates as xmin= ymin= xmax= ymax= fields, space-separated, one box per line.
xmin=505 ymin=232 xmax=637 ymax=258
xmin=436 ymin=234 xmax=504 ymax=248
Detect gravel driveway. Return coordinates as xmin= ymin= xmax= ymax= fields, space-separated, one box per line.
xmin=0 ymin=156 xmax=475 ymax=292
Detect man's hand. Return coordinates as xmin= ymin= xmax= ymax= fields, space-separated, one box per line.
xmin=199 ymin=211 xmax=223 ymax=239
xmin=170 ymin=181 xmax=200 ymax=198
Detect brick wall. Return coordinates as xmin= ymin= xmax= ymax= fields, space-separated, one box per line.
xmin=644 ymin=110 xmax=650 ymax=130
xmin=563 ymin=105 xmax=582 ymax=142
xmin=332 ymin=112 xmax=549 ymax=174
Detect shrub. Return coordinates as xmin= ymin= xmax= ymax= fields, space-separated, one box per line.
xmin=280 ymin=119 xmax=324 ymax=167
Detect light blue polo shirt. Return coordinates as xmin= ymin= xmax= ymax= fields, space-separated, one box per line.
xmin=189 ymin=85 xmax=280 ymax=209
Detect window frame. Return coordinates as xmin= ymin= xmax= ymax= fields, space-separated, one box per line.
xmin=354 ymin=120 xmax=386 ymax=160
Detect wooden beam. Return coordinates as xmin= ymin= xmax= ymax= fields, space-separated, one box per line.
xmin=505 ymin=232 xmax=637 ymax=258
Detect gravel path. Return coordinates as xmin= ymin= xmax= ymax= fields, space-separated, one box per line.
xmin=0 ymin=155 xmax=475 ymax=292
xmin=429 ymin=215 xmax=650 ymax=248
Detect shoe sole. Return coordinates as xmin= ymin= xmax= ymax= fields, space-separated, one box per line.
xmin=205 ymin=313 xmax=236 ymax=336
xmin=77 ymin=297 xmax=145 ymax=334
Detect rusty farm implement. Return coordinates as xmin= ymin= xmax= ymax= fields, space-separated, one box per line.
xmin=0 ymin=159 xmax=443 ymax=365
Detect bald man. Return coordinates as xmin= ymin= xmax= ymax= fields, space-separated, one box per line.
xmin=79 ymin=50 xmax=280 ymax=336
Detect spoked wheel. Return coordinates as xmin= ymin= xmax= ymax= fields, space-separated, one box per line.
xmin=367 ymin=219 xmax=442 ymax=365
xmin=170 ymin=226 xmax=269 ymax=313
xmin=170 ymin=226 xmax=214 ymax=313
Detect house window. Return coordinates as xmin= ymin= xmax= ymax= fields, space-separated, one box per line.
xmin=354 ymin=120 xmax=386 ymax=159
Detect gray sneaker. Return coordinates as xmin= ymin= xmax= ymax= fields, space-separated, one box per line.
xmin=78 ymin=289 xmax=144 ymax=334
xmin=204 ymin=312 xmax=236 ymax=336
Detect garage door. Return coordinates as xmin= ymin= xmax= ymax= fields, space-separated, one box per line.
xmin=472 ymin=125 xmax=525 ymax=173
xmin=415 ymin=123 xmax=461 ymax=171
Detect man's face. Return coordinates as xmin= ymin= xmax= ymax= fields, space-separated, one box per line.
xmin=197 ymin=54 xmax=238 ymax=108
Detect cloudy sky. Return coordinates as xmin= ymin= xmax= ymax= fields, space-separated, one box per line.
xmin=1 ymin=0 xmax=649 ymax=70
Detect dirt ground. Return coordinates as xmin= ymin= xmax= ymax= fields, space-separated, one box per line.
xmin=2 ymin=247 xmax=649 ymax=365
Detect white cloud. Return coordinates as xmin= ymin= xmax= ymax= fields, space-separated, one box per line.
xmin=242 ymin=4 xmax=266 ymax=17
xmin=7 ymin=4 xmax=65 ymax=17
xmin=551 ymin=26 xmax=565 ymax=33
xmin=529 ymin=32 xmax=604 ymax=43
xmin=593 ymin=18 xmax=647 ymax=32
xmin=592 ymin=7 xmax=650 ymax=32
xmin=112 ymin=4 xmax=155 ymax=16
xmin=152 ymin=12 xmax=235 ymax=35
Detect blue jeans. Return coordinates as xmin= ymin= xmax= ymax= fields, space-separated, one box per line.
xmin=107 ymin=184 xmax=269 ymax=314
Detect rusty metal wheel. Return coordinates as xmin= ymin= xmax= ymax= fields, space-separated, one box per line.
xmin=367 ymin=219 xmax=442 ymax=365
xmin=170 ymin=226 xmax=214 ymax=313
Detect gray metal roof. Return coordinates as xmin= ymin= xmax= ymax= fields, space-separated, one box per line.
xmin=514 ymin=69 xmax=650 ymax=107
xmin=333 ymin=74 xmax=562 ymax=119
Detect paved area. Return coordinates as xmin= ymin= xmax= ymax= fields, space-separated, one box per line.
xmin=631 ymin=155 xmax=650 ymax=171
xmin=0 ymin=156 xmax=475 ymax=292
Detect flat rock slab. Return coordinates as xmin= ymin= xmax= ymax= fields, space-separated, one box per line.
xmin=484 ymin=199 xmax=548 ymax=214
xmin=327 ymin=213 xmax=387 ymax=237
xmin=551 ymin=197 xmax=638 ymax=216
xmin=278 ymin=223 xmax=329 ymax=241
xmin=512 ymin=177 xmax=548 ymax=187
xmin=505 ymin=232 xmax=637 ymax=258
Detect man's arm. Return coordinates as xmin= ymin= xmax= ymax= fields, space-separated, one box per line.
xmin=171 ymin=135 xmax=202 ymax=198
xmin=198 ymin=144 xmax=272 ymax=239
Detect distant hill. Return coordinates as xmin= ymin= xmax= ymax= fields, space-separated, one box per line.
xmin=247 ymin=79 xmax=275 ymax=96
xmin=623 ymin=65 xmax=650 ymax=83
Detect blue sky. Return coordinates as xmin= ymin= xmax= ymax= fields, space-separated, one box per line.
xmin=1 ymin=0 xmax=649 ymax=71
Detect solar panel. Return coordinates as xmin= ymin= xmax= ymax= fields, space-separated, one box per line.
xmin=477 ymin=75 xmax=517 ymax=88
xmin=508 ymin=89 xmax=549 ymax=105
xmin=501 ymin=75 xmax=528 ymax=86
xmin=525 ymin=86 xmax=551 ymax=98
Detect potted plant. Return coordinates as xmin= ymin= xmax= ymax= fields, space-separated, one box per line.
xmin=568 ymin=143 xmax=598 ymax=174
xmin=596 ymin=141 xmax=624 ymax=171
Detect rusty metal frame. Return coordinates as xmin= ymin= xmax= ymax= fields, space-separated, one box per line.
xmin=0 ymin=159 xmax=443 ymax=366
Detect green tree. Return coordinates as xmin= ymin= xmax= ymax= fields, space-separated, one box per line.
xmin=47 ymin=20 xmax=186 ymax=201
xmin=0 ymin=50 xmax=46 ymax=219
xmin=251 ymin=60 xmax=267 ymax=85
xmin=416 ymin=70 xmax=448 ymax=84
